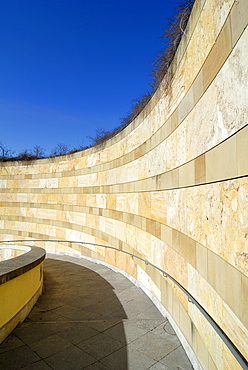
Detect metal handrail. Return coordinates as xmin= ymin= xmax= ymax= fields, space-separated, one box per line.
xmin=2 ymin=238 xmax=248 ymax=369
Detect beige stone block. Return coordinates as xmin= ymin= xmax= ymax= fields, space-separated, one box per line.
xmin=150 ymin=134 xmax=159 ymax=149
xmin=172 ymin=167 xmax=179 ymax=188
xmin=224 ymin=263 xmax=242 ymax=320
xmin=222 ymin=301 xmax=248 ymax=361
xmin=149 ymin=177 xmax=157 ymax=191
xmin=154 ymin=175 xmax=161 ymax=192
xmin=140 ymin=217 xmax=146 ymax=231
xmin=223 ymin=346 xmax=244 ymax=370
xmin=179 ymin=161 xmax=195 ymax=187
xmin=160 ymin=121 xmax=171 ymax=141
xmin=206 ymin=135 xmax=237 ymax=182
xmin=171 ymin=289 xmax=180 ymax=325
xmin=129 ymin=151 xmax=135 ymax=162
xmin=160 ymin=171 xmax=173 ymax=190
xmin=236 ymin=125 xmax=248 ymax=176
xmin=118 ymin=156 xmax=123 ymax=167
xmin=122 ymin=213 xmax=129 ymax=224
xmin=160 ymin=278 xmax=169 ymax=307
xmin=151 ymin=270 xmax=161 ymax=296
xmin=231 ymin=0 xmax=248 ymax=46
xmin=203 ymin=17 xmax=232 ymax=90
xmin=195 ymin=153 xmax=206 ymax=184
xmin=196 ymin=243 xmax=208 ymax=280
xmin=138 ymin=193 xmax=151 ymax=218
xmin=86 ymin=194 xmax=96 ymax=207
xmin=126 ymin=254 xmax=138 ymax=277
xmin=134 ymin=180 xmax=143 ymax=192
xmin=127 ymin=213 xmax=135 ymax=226
xmin=208 ymin=251 xmax=242 ymax=319
xmin=179 ymin=304 xmax=193 ymax=345
xmin=172 ymin=229 xmax=180 ymax=253
xmin=145 ymin=138 xmax=151 ymax=153
xmin=147 ymin=219 xmax=161 ymax=239
xmin=178 ymin=85 xmax=194 ymax=124
xmin=208 ymin=354 xmax=218 ymax=370
xmin=144 ymin=263 xmax=158 ymax=288
xmin=179 ymin=233 xmax=196 ymax=268
xmin=193 ymin=328 xmax=209 ymax=370
xmin=189 ymin=301 xmax=224 ymax=369
xmin=125 ymin=193 xmax=138 ymax=215
xmin=133 ymin=214 xmax=141 ymax=229
xmin=193 ymin=70 xmax=204 ymax=104
xmin=207 ymin=250 xmax=224 ymax=295
xmin=171 ymin=109 xmax=178 ymax=131
xmin=151 ymin=192 xmax=167 ymax=223
xmin=241 ymin=273 xmax=248 ymax=328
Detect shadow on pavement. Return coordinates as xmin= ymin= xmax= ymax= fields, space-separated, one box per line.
xmin=0 ymin=258 xmax=128 ymax=369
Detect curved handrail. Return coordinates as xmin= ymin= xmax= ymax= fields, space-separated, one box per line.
xmin=2 ymin=238 xmax=247 ymax=369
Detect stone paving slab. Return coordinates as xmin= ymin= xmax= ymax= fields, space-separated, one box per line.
xmin=0 ymin=254 xmax=193 ymax=369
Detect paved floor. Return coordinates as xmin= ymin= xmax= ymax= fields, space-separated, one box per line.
xmin=0 ymin=255 xmax=192 ymax=369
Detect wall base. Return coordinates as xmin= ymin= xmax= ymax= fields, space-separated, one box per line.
xmin=0 ymin=284 xmax=43 ymax=345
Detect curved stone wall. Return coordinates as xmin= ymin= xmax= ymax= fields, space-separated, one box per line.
xmin=0 ymin=0 xmax=247 ymax=368
xmin=0 ymin=246 xmax=45 ymax=343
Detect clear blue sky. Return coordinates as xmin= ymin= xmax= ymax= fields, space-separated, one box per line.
xmin=0 ymin=0 xmax=178 ymax=155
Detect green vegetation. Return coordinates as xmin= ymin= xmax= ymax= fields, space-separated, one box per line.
xmin=1 ymin=0 xmax=195 ymax=161
xmin=0 ymin=143 xmax=46 ymax=162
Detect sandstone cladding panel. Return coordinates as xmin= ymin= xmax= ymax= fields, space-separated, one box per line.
xmin=0 ymin=0 xmax=247 ymax=368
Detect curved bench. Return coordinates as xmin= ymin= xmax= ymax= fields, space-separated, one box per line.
xmin=0 ymin=245 xmax=46 ymax=343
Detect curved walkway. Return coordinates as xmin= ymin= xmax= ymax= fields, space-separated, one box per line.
xmin=0 ymin=255 xmax=192 ymax=369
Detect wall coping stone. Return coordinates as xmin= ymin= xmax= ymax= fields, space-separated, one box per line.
xmin=0 ymin=245 xmax=46 ymax=285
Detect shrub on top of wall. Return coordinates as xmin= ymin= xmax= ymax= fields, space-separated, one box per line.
xmin=0 ymin=0 xmax=195 ymax=159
